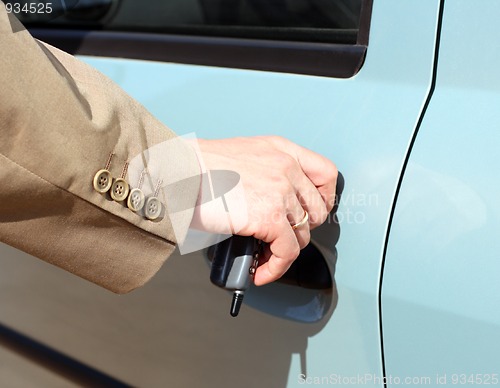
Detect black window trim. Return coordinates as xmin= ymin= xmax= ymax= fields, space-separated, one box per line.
xmin=30 ymin=0 xmax=373 ymax=78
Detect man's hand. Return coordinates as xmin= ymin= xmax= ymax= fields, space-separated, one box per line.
xmin=191 ymin=136 xmax=338 ymax=286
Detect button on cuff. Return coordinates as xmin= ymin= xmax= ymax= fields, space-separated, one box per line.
xmin=111 ymin=178 xmax=130 ymax=202
xmin=145 ymin=196 xmax=162 ymax=220
xmin=128 ymin=188 xmax=146 ymax=212
xmin=93 ymin=169 xmax=112 ymax=194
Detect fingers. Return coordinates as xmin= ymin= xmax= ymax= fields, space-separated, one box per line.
xmin=250 ymin=138 xmax=333 ymax=286
xmin=253 ymin=195 xmax=312 ymax=285
xmin=293 ymin=171 xmax=329 ymax=229
xmin=295 ymin=148 xmax=337 ymax=212
xmin=254 ymin=253 xmax=291 ymax=286
xmin=286 ymin=194 xmax=310 ymax=249
xmin=253 ymin=214 xmax=300 ymax=285
xmin=266 ymin=136 xmax=338 ymax=212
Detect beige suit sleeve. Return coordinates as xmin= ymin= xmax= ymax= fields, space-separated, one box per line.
xmin=0 ymin=4 xmax=201 ymax=293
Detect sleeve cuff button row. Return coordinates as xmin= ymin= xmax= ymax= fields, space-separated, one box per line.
xmin=92 ymin=168 xmax=164 ymax=221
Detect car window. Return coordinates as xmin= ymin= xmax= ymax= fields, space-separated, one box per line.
xmin=13 ymin=0 xmax=373 ymax=78
xmin=10 ymin=0 xmax=364 ymax=44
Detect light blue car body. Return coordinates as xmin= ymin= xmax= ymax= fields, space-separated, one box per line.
xmin=383 ymin=1 xmax=500 ymax=386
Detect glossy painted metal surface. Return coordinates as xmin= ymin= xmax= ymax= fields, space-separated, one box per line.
xmin=0 ymin=1 xmax=441 ymax=386
xmin=382 ymin=0 xmax=500 ymax=385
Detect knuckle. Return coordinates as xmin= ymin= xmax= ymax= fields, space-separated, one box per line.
xmin=308 ymin=201 xmax=328 ymax=225
xmin=274 ymin=152 xmax=296 ymax=168
xmin=329 ymin=163 xmax=339 ymax=181
xmin=269 ymin=174 xmax=293 ymax=197
xmin=268 ymin=135 xmax=287 ymax=145
xmin=318 ymin=205 xmax=329 ymax=223
xmin=300 ymin=232 xmax=311 ymax=249
xmin=289 ymin=243 xmax=301 ymax=259
xmin=274 ymin=152 xmax=296 ymax=171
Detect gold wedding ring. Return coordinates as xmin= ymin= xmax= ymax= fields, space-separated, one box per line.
xmin=291 ymin=210 xmax=309 ymax=230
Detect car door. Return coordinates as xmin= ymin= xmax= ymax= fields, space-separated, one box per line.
xmin=382 ymin=0 xmax=500 ymax=386
xmin=0 ymin=1 xmax=442 ymax=386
